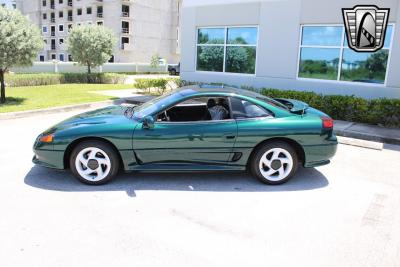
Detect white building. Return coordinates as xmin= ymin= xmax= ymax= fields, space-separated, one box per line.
xmin=16 ymin=0 xmax=181 ymax=64
xmin=180 ymin=0 xmax=400 ymax=99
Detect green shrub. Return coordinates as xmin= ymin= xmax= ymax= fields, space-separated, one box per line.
xmin=261 ymin=88 xmax=400 ymax=127
xmin=5 ymin=73 xmax=127 ymax=87
xmin=6 ymin=73 xmax=64 ymax=87
xmin=134 ymin=78 xmax=182 ymax=95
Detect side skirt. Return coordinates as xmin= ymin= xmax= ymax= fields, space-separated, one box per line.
xmin=129 ymin=162 xmax=246 ymax=172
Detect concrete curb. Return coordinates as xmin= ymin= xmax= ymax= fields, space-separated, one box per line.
xmin=0 ymin=99 xmax=124 ymax=120
xmin=333 ymin=120 xmax=400 ymax=146
xmin=334 ymin=129 xmax=400 ymax=146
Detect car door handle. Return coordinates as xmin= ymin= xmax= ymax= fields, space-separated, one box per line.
xmin=189 ymin=134 xmax=203 ymax=141
xmin=224 ymin=134 xmax=236 ymax=139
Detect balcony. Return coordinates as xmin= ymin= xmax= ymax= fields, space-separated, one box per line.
xmin=67 ymin=0 xmax=72 ymax=6
xmin=121 ymin=12 xmax=129 ymax=17
xmin=68 ymin=16 xmax=73 ymax=21
xmin=121 ymin=28 xmax=129 ymax=34
xmin=121 ymin=43 xmax=133 ymax=50
xmin=97 ymin=13 xmax=103 ymax=18
xmin=51 ymin=45 xmax=56 ymax=50
xmin=50 ymin=18 xmax=55 ymax=23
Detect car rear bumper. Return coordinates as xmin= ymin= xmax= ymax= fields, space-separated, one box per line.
xmin=303 ymin=136 xmax=338 ymax=168
xmin=32 ymin=149 xmax=65 ymax=169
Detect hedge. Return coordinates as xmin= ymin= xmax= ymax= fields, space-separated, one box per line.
xmin=261 ymin=88 xmax=400 ymax=127
xmin=134 ymin=78 xmax=183 ymax=95
xmin=5 ymin=73 xmax=128 ymax=87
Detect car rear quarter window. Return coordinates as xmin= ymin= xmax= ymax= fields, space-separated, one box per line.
xmin=230 ymin=97 xmax=273 ymax=119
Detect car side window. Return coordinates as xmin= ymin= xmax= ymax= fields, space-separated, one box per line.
xmin=230 ymin=97 xmax=273 ymax=119
xmin=156 ymin=97 xmax=231 ymax=122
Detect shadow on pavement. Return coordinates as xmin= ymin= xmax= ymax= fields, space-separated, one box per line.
xmin=24 ymin=166 xmax=329 ymax=197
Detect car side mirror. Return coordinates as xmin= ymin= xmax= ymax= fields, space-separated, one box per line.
xmin=143 ymin=116 xmax=155 ymax=129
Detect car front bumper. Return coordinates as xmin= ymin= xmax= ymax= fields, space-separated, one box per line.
xmin=33 ymin=149 xmax=65 ymax=169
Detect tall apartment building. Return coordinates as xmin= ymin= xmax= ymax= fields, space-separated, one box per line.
xmin=15 ymin=0 xmax=181 ymax=63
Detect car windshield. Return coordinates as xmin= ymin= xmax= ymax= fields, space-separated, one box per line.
xmin=132 ymin=89 xmax=197 ymax=119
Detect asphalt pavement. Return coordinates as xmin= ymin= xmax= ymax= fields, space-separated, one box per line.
xmin=0 ymin=109 xmax=400 ymax=267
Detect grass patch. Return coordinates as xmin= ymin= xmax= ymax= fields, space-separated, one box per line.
xmin=0 ymin=84 xmax=133 ymax=113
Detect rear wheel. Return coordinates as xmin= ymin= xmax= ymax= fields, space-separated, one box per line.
xmin=70 ymin=140 xmax=120 ymax=185
xmin=250 ymin=141 xmax=298 ymax=185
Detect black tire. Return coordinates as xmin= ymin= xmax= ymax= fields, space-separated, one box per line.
xmin=70 ymin=140 xmax=120 ymax=185
xmin=250 ymin=141 xmax=298 ymax=185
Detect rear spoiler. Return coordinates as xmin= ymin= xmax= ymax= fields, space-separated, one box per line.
xmin=273 ymin=98 xmax=309 ymax=115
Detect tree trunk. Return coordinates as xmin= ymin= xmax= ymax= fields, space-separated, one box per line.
xmin=87 ymin=64 xmax=91 ymax=83
xmin=0 ymin=70 xmax=5 ymax=104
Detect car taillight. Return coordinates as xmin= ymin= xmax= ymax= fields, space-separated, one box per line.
xmin=321 ymin=117 xmax=334 ymax=129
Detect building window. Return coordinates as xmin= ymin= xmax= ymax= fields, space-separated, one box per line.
xmin=122 ymin=21 xmax=130 ymax=34
xmin=97 ymin=6 xmax=103 ymax=18
xmin=77 ymin=8 xmax=82 ymax=16
xmin=59 ymin=11 xmax=63 ymax=18
xmin=86 ymin=7 xmax=92 ymax=15
xmin=43 ymin=13 xmax=47 ymax=20
xmin=97 ymin=21 xmax=103 ymax=26
xmin=59 ymin=0 xmax=63 ymax=4
xmin=121 ymin=37 xmax=129 ymax=49
xmin=67 ymin=24 xmax=73 ymax=32
xmin=59 ymin=38 xmax=64 ymax=44
xmin=59 ymin=54 xmax=65 ymax=61
xmin=68 ymin=55 xmax=73 ymax=61
xmin=42 ymin=0 xmax=46 ymax=7
xmin=39 ymin=55 xmax=45 ymax=62
xmin=42 ymin=26 xmax=48 ymax=33
xmin=196 ymin=27 xmax=258 ymax=74
xmin=108 ymin=55 xmax=115 ymax=63
xmin=298 ymin=25 xmax=393 ymax=84
xmin=58 ymin=24 xmax=64 ymax=32
xmin=122 ymin=5 xmax=130 ymax=17
xmin=51 ymin=54 xmax=56 ymax=60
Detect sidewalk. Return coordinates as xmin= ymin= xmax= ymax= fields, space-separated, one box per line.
xmin=334 ymin=120 xmax=400 ymax=146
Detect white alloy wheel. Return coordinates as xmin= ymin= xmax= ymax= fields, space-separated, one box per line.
xmin=258 ymin=148 xmax=294 ymax=182
xmin=75 ymin=147 xmax=111 ymax=182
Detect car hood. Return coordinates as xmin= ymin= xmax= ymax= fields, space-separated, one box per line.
xmin=45 ymin=105 xmax=138 ymax=133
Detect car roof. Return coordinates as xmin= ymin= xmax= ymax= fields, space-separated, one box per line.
xmin=177 ymin=85 xmax=263 ymax=98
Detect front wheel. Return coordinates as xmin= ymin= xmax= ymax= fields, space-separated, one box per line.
xmin=70 ymin=140 xmax=120 ymax=185
xmin=250 ymin=142 xmax=298 ymax=185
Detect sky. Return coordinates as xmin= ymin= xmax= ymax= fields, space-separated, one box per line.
xmin=0 ymin=0 xmax=12 ymax=5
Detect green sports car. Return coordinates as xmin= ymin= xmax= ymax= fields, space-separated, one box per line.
xmin=33 ymin=86 xmax=337 ymax=185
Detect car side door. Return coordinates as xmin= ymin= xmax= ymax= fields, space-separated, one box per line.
xmin=132 ymin=97 xmax=238 ymax=165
